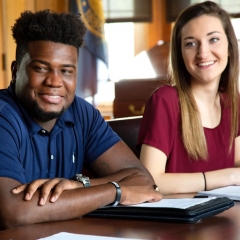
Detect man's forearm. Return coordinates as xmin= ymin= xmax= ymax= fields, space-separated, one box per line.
xmin=90 ymin=167 xmax=154 ymax=186
xmin=2 ymin=183 xmax=116 ymax=229
xmin=1 ymin=169 xmax=162 ymax=229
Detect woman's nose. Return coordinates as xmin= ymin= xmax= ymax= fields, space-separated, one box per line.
xmin=197 ymin=43 xmax=210 ymax=59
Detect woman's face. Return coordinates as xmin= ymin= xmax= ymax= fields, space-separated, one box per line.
xmin=181 ymin=15 xmax=229 ymax=87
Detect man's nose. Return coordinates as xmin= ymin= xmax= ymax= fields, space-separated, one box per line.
xmin=45 ymin=70 xmax=63 ymax=87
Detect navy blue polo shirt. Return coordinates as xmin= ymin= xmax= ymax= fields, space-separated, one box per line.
xmin=0 ymin=84 xmax=120 ymax=184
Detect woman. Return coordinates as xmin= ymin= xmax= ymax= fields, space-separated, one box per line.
xmin=137 ymin=1 xmax=240 ymax=195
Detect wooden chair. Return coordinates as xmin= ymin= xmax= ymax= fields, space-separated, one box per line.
xmin=83 ymin=116 xmax=142 ymax=177
xmin=107 ymin=116 xmax=142 ymax=158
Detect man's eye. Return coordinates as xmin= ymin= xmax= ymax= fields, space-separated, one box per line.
xmin=34 ymin=66 xmax=47 ymax=71
xmin=61 ymin=69 xmax=73 ymax=75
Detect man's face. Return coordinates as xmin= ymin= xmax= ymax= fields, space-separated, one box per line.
xmin=14 ymin=41 xmax=78 ymax=123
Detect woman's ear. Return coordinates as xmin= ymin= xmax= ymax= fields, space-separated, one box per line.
xmin=11 ymin=61 xmax=17 ymax=84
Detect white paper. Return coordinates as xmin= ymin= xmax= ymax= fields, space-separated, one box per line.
xmin=38 ymin=232 xmax=142 ymax=240
xmin=198 ymin=185 xmax=240 ymax=201
xmin=103 ymin=198 xmax=215 ymax=209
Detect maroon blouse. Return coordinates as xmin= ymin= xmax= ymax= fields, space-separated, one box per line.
xmin=137 ymin=85 xmax=240 ymax=173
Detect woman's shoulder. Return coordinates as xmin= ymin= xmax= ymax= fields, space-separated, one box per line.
xmin=146 ymin=84 xmax=179 ymax=111
xmin=150 ymin=85 xmax=179 ymax=104
xmin=152 ymin=84 xmax=178 ymax=97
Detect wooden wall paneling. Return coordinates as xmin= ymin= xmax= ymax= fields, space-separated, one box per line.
xmin=0 ymin=0 xmax=27 ymax=88
xmin=35 ymin=0 xmax=68 ymax=12
xmin=134 ymin=23 xmax=148 ymax=56
xmin=24 ymin=0 xmax=35 ymax=10
xmin=133 ymin=0 xmax=171 ymax=57
xmin=147 ymin=0 xmax=171 ymax=49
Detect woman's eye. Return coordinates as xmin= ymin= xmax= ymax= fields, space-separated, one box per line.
xmin=185 ymin=42 xmax=197 ymax=47
xmin=210 ymin=38 xmax=219 ymax=43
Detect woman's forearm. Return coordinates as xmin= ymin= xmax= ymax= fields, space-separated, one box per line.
xmin=155 ymin=168 xmax=238 ymax=195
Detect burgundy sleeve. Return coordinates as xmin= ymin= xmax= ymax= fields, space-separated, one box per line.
xmin=137 ymin=86 xmax=180 ymax=156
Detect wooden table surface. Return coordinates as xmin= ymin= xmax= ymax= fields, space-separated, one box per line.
xmin=0 ymin=194 xmax=239 ymax=240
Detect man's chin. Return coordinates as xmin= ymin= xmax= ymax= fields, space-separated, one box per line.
xmin=31 ymin=105 xmax=66 ymax=122
xmin=20 ymin=98 xmax=67 ymax=122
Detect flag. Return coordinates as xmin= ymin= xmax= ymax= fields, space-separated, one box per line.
xmin=71 ymin=0 xmax=108 ymax=102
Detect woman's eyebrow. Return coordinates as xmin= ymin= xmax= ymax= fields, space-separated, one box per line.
xmin=182 ymin=31 xmax=222 ymax=41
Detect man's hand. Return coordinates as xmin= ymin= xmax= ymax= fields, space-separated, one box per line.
xmin=12 ymin=178 xmax=83 ymax=205
xmin=118 ymin=172 xmax=162 ymax=205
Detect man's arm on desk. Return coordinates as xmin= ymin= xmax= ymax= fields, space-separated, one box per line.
xmin=0 ymin=141 xmax=162 ymax=229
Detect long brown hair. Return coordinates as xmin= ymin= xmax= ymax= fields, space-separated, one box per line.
xmin=168 ymin=1 xmax=239 ymax=160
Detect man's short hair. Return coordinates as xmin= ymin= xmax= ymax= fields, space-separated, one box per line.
xmin=12 ymin=9 xmax=86 ymax=67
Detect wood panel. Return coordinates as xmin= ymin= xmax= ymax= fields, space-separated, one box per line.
xmin=147 ymin=0 xmax=171 ymax=49
xmin=35 ymin=0 xmax=68 ymax=12
xmin=0 ymin=0 xmax=27 ymax=88
xmin=134 ymin=0 xmax=172 ymax=56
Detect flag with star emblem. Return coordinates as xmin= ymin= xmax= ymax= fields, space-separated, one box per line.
xmin=70 ymin=0 xmax=108 ymax=102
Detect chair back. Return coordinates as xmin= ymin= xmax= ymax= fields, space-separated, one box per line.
xmin=107 ymin=116 xmax=142 ymax=158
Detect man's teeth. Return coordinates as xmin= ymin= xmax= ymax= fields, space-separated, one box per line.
xmin=198 ymin=61 xmax=214 ymax=67
xmin=45 ymin=95 xmax=61 ymax=98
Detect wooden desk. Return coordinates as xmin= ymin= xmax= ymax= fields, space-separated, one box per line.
xmin=0 ymin=194 xmax=239 ymax=240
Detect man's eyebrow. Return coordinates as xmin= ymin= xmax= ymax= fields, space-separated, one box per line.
xmin=63 ymin=64 xmax=76 ymax=69
xmin=30 ymin=60 xmax=76 ymax=69
xmin=30 ymin=59 xmax=49 ymax=65
xmin=182 ymin=31 xmax=222 ymax=41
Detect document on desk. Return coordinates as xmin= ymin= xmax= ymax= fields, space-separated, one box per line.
xmin=85 ymin=197 xmax=234 ymax=223
xmin=198 ymin=185 xmax=240 ymax=201
xmin=39 ymin=232 xmax=141 ymax=240
xmin=117 ymin=198 xmax=214 ymax=209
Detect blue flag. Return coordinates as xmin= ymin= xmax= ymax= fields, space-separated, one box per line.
xmin=74 ymin=0 xmax=108 ymax=100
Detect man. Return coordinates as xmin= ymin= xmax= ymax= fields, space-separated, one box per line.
xmin=0 ymin=10 xmax=161 ymax=229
